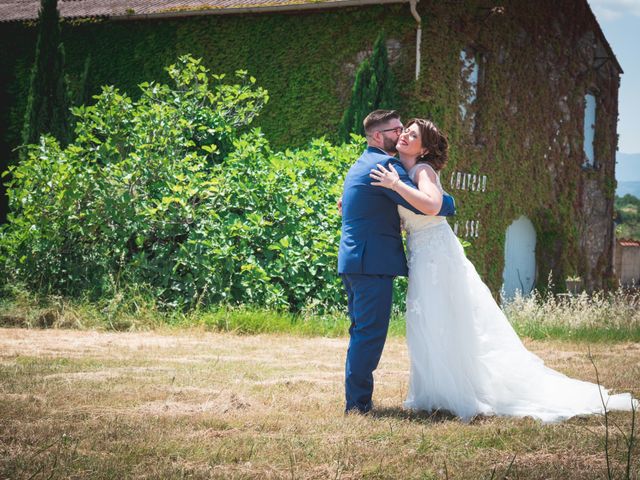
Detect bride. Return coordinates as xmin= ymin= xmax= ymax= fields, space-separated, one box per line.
xmin=369 ymin=118 xmax=637 ymax=422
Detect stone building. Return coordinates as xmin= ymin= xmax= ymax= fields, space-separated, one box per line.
xmin=0 ymin=0 xmax=623 ymax=295
xmin=614 ymin=239 xmax=640 ymax=287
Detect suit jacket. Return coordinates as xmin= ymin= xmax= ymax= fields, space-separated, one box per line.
xmin=338 ymin=146 xmax=455 ymax=276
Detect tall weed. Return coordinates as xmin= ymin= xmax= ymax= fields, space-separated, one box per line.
xmin=504 ymin=288 xmax=640 ymax=341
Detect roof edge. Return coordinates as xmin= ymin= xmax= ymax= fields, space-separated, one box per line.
xmin=584 ymin=0 xmax=623 ymax=75
xmin=110 ymin=0 xmax=410 ymax=22
xmin=0 ymin=0 xmax=411 ymax=24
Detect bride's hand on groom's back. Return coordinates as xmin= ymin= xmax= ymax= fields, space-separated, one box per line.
xmin=370 ymin=163 xmax=400 ymax=190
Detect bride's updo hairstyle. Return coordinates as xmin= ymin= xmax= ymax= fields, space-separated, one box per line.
xmin=407 ymin=118 xmax=448 ymax=171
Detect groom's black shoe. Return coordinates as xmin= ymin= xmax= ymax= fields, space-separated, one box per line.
xmin=345 ymin=401 xmax=373 ymax=415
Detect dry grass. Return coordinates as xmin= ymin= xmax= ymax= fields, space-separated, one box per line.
xmin=0 ymin=328 xmax=638 ymax=479
xmin=505 ymin=288 xmax=640 ymax=341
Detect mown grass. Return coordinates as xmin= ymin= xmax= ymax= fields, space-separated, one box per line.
xmin=1 ymin=287 xmax=639 ymax=478
xmin=0 ymin=329 xmax=638 ymax=479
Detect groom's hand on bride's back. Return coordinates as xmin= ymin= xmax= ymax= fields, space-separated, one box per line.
xmin=438 ymin=192 xmax=456 ymax=216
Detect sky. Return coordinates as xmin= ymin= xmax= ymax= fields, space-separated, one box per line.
xmin=589 ymin=0 xmax=640 ymax=154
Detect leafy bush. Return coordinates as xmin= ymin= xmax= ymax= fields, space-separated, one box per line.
xmin=0 ymin=55 xmax=359 ymax=311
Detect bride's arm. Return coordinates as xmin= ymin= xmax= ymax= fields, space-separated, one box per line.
xmin=370 ymin=164 xmax=443 ymax=215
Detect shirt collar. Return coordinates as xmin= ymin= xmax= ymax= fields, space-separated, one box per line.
xmin=367 ymin=146 xmax=394 ymax=156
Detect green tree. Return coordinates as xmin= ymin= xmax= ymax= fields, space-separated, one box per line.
xmin=21 ymin=0 xmax=70 ymax=149
xmin=68 ymin=54 xmax=92 ymax=108
xmin=338 ymin=32 xmax=396 ymax=142
xmin=615 ymin=194 xmax=640 ymax=240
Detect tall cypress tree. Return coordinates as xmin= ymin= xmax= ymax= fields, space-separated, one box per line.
xmin=21 ymin=0 xmax=70 ymax=148
xmin=338 ymin=32 xmax=396 ymax=142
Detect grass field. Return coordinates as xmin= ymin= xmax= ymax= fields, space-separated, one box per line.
xmin=1 ymin=327 xmax=638 ymax=479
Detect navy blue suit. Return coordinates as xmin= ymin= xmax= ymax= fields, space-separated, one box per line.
xmin=338 ymin=146 xmax=455 ymax=413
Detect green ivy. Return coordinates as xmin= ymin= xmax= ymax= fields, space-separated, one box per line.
xmin=0 ymin=0 xmax=619 ymax=293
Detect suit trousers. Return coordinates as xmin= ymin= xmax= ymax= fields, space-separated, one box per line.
xmin=341 ymin=273 xmax=394 ymax=413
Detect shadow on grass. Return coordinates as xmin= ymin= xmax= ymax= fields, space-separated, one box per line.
xmin=370 ymin=406 xmax=458 ymax=423
xmin=369 ymin=406 xmax=501 ymax=426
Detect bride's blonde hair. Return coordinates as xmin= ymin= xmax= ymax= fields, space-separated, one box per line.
xmin=406 ymin=119 xmax=448 ymax=171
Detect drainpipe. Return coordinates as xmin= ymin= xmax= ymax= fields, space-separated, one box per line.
xmin=409 ymin=0 xmax=422 ymax=80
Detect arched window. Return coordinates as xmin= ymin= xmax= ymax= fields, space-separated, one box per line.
xmin=502 ymin=216 xmax=537 ymax=301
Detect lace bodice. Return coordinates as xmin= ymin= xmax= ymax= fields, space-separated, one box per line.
xmin=398 ymin=164 xmax=447 ymax=234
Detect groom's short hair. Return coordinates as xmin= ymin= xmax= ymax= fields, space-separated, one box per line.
xmin=363 ymin=110 xmax=400 ymax=135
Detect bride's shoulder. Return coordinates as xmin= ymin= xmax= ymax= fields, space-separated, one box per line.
xmin=411 ymin=163 xmax=439 ymax=182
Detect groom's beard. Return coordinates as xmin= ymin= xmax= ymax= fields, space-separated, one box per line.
xmin=383 ymin=137 xmax=398 ymax=154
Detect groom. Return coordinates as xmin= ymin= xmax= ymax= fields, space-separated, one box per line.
xmin=338 ymin=110 xmax=456 ymax=413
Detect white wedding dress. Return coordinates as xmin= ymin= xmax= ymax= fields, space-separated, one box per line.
xmin=399 ymin=164 xmax=637 ymax=423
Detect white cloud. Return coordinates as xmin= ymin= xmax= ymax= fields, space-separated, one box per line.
xmin=589 ymin=0 xmax=640 ymax=20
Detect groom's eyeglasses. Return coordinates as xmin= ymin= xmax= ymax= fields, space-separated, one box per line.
xmin=377 ymin=127 xmax=404 ymax=135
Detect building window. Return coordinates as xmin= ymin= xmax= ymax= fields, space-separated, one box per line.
xmin=583 ymin=93 xmax=596 ymax=168
xmin=502 ymin=216 xmax=537 ymax=302
xmin=459 ymin=47 xmax=484 ymax=142
xmin=459 ymin=48 xmax=479 ymax=121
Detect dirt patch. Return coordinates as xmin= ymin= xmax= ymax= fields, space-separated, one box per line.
xmin=138 ymin=391 xmax=252 ymax=416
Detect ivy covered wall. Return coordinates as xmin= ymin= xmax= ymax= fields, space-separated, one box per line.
xmin=0 ymin=0 xmax=620 ymax=294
